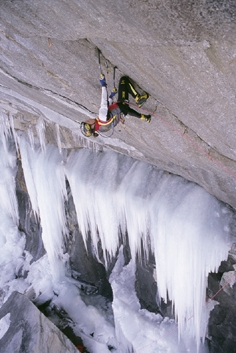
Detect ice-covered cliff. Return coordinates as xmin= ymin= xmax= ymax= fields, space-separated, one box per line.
xmin=1 ymin=1 xmax=236 ymax=353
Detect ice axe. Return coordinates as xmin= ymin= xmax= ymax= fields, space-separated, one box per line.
xmin=97 ymin=48 xmax=110 ymax=80
xmin=97 ymin=48 xmax=103 ymax=75
xmin=113 ymin=66 xmax=117 ymax=91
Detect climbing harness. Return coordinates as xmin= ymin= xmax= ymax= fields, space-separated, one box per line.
xmin=95 ymin=48 xmax=120 ymax=138
xmin=95 ymin=102 xmax=122 ymax=138
xmin=97 ymin=123 xmax=115 ymax=138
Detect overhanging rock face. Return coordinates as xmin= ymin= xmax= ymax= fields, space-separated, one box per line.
xmin=0 ymin=1 xmax=236 ymax=209
xmin=0 ymin=292 xmax=79 ymax=353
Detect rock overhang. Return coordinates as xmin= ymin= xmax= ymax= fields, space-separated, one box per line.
xmin=0 ymin=0 xmax=236 ymax=208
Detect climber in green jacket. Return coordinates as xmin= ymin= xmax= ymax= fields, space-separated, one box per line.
xmin=80 ymin=75 xmax=151 ymax=137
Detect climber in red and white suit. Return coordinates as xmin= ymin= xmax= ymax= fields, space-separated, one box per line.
xmin=80 ymin=75 xmax=151 ymax=137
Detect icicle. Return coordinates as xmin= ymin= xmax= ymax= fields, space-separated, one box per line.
xmin=27 ymin=124 xmax=35 ymax=151
xmin=148 ymin=181 xmax=230 ymax=348
xmin=64 ymin=148 xmax=232 ymax=349
xmin=0 ymin=109 xmax=11 ymax=152
xmin=0 ymin=130 xmax=26 ymax=296
xmin=55 ymin=123 xmax=62 ymax=154
xmin=0 ymin=111 xmax=18 ymax=224
xmin=18 ymin=134 xmax=68 ymax=281
xmin=36 ymin=118 xmax=46 ymax=151
xmin=0 ymin=137 xmax=19 ymax=229
xmin=8 ymin=136 xmax=232 ymax=350
xmin=8 ymin=112 xmax=19 ymax=154
xmin=65 ymin=149 xmax=134 ymax=264
xmin=0 ymin=111 xmax=18 ymax=231
xmin=109 ymin=248 xmax=190 ymax=353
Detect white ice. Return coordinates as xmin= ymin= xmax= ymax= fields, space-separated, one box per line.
xmin=0 ymin=125 xmax=29 ymax=303
xmin=0 ymin=123 xmax=233 ymax=353
xmin=18 ymin=134 xmax=68 ymax=281
xmin=64 ymin=148 xmax=231 ymax=351
xmin=110 ymin=248 xmax=209 ymax=353
xmin=0 ymin=313 xmax=11 ymax=340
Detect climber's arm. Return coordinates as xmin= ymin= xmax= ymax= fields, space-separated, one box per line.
xmin=98 ymin=75 xmax=108 ymax=122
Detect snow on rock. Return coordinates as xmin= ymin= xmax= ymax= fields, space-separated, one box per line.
xmin=0 ymin=126 xmax=29 ymax=304
xmin=109 ymin=249 xmax=209 ymax=353
xmin=0 ymin=313 xmax=10 ymax=340
xmin=0 ymin=292 xmax=79 ymax=353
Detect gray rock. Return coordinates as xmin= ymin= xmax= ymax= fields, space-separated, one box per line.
xmin=0 ymin=291 xmax=79 ymax=353
xmin=0 ymin=0 xmax=236 ymax=209
xmin=207 ymin=244 xmax=236 ymax=352
xmin=65 ymin=183 xmax=113 ymax=299
xmin=16 ymin=158 xmax=45 ymax=262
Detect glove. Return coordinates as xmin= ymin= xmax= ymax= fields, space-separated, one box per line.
xmin=109 ymin=87 xmax=117 ymax=99
xmin=99 ymin=74 xmax=107 ymax=87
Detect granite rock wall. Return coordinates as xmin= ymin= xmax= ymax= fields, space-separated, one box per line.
xmin=0 ymin=0 xmax=236 ymax=208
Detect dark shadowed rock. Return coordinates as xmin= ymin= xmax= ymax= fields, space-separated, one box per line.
xmin=16 ymin=158 xmax=45 ymax=262
xmin=65 ymin=181 xmax=113 ymax=300
xmin=135 ymin=261 xmax=159 ymax=314
xmin=207 ymin=244 xmax=236 ymax=352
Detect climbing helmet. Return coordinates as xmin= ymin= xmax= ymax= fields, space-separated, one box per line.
xmin=80 ymin=122 xmax=94 ymax=137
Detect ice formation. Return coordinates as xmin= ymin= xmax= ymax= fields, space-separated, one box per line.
xmin=0 ymin=116 xmax=233 ymax=353
xmin=64 ymin=146 xmax=231 ymax=349
xmin=0 ymin=117 xmax=26 ymax=294
xmin=18 ymin=136 xmax=68 ymax=280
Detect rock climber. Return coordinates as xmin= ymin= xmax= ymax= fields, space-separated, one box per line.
xmin=80 ymin=75 xmax=151 ymax=137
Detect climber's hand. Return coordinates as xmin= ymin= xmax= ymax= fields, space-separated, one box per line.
xmin=99 ymin=74 xmax=107 ymax=87
xmin=109 ymin=87 xmax=117 ymax=99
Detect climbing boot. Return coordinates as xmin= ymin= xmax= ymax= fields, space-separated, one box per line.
xmin=135 ymin=93 xmax=149 ymax=107
xmin=140 ymin=114 xmax=151 ymax=123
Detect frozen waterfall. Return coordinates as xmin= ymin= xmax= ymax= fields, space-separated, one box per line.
xmin=0 ymin=121 xmax=233 ymax=353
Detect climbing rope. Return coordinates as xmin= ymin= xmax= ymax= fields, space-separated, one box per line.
xmin=97 ymin=122 xmax=115 ymax=138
